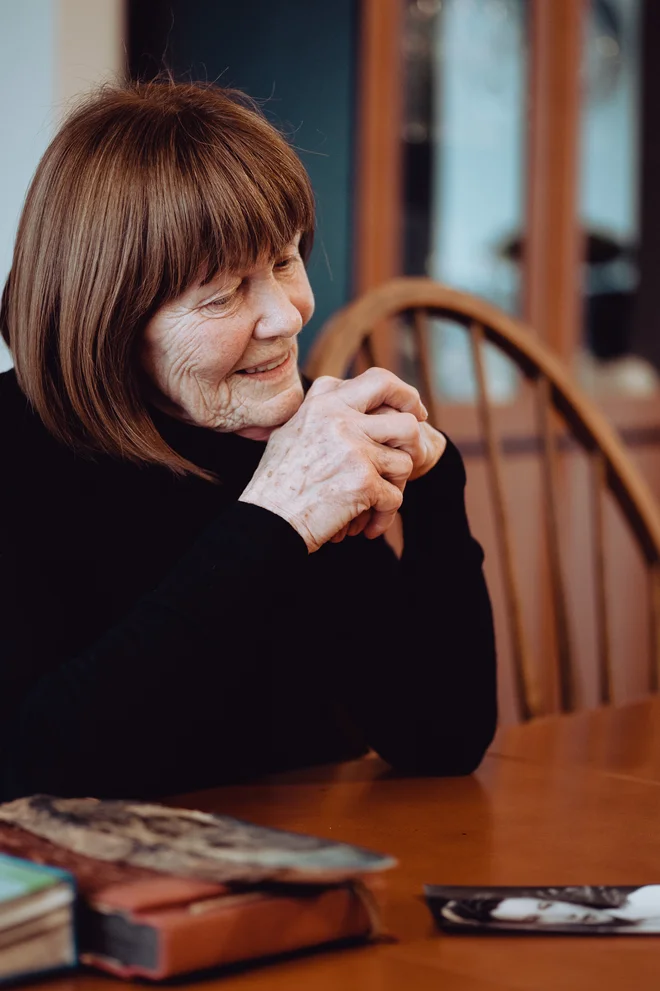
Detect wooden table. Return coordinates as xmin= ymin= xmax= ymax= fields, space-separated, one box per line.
xmin=490 ymin=695 xmax=660 ymax=784
xmin=43 ymin=698 xmax=660 ymax=990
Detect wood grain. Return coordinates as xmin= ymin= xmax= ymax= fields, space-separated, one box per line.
xmin=491 ymin=694 xmax=660 ymax=785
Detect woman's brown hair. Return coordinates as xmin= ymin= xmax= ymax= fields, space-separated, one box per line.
xmin=0 ymin=79 xmax=315 ymax=477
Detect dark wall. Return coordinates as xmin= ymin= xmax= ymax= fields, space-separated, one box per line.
xmin=128 ymin=0 xmax=358 ymax=361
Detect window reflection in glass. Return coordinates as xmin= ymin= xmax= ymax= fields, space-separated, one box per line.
xmin=402 ymin=0 xmax=527 ymax=404
xmin=576 ymin=0 xmax=659 ymax=398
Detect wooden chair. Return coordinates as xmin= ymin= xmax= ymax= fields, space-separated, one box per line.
xmin=304 ymin=277 xmax=660 ymax=721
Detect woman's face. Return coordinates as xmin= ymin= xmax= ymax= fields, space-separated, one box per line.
xmin=141 ymin=234 xmax=314 ymax=440
xmin=491 ymin=898 xmax=615 ymax=926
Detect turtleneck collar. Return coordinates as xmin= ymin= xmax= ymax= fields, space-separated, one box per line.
xmin=147 ymin=372 xmax=313 ymax=485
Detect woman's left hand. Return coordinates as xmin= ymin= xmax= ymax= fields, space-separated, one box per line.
xmin=331 ymin=412 xmax=447 ymax=542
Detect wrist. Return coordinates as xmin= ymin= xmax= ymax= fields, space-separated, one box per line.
xmin=238 ymin=490 xmax=316 ymax=553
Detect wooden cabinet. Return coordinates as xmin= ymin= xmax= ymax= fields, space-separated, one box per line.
xmin=356 ymin=0 xmax=660 ymax=722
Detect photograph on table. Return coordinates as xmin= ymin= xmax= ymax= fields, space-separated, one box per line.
xmin=425 ymin=884 xmax=660 ymax=934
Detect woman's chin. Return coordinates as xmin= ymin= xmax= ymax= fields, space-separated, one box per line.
xmin=235 ymin=381 xmax=304 ymax=441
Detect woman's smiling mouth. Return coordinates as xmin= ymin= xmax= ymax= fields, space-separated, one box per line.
xmin=236 ymin=352 xmax=292 ymax=376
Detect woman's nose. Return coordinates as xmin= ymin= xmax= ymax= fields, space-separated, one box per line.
xmin=252 ymin=281 xmax=303 ymax=340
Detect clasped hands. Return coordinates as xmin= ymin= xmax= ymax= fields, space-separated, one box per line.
xmin=240 ymin=368 xmax=447 ymax=552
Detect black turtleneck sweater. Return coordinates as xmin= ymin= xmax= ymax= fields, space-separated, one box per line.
xmin=0 ymin=368 xmax=496 ymax=801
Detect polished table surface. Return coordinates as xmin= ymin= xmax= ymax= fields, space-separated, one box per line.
xmin=490 ymin=695 xmax=660 ymax=784
xmin=41 ymin=697 xmax=660 ymax=991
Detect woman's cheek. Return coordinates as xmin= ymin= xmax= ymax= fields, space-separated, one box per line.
xmin=193 ymin=320 xmax=248 ymax=382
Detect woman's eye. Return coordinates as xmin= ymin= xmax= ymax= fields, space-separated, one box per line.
xmin=204 ymin=294 xmax=233 ymax=310
xmin=275 ymin=256 xmax=296 ymax=270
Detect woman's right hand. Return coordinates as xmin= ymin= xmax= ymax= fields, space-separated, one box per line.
xmin=238 ymin=368 xmax=429 ymax=552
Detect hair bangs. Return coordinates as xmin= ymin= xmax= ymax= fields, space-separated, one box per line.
xmin=147 ymin=90 xmax=315 ymax=302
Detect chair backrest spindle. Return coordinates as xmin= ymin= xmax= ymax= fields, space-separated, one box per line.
xmin=535 ymin=375 xmax=576 ymax=711
xmin=589 ymin=450 xmax=613 ymax=704
xmin=649 ymin=563 xmax=660 ymax=693
xmin=469 ymin=321 xmax=539 ymax=720
xmin=411 ymin=308 xmax=441 ymax=427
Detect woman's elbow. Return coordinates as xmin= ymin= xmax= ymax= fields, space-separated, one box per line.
xmin=377 ymin=719 xmax=497 ymax=778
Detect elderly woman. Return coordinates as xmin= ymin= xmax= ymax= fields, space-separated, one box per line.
xmin=0 ymin=81 xmax=496 ymax=801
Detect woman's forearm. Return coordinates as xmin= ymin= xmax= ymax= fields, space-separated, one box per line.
xmin=341 ymin=437 xmax=497 ymax=774
xmin=0 ymin=503 xmax=308 ymax=801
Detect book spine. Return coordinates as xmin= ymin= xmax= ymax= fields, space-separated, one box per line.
xmin=81 ymin=884 xmax=377 ymax=980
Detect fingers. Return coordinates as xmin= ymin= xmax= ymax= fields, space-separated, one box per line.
xmin=362 ymin=410 xmax=425 ymax=469
xmin=331 ymin=423 xmax=413 ymax=544
xmin=367 ymin=415 xmax=448 ymax=482
xmin=347 ymin=509 xmax=371 ymax=537
xmin=306 ymin=375 xmax=343 ymax=398
xmin=408 ymin=423 xmax=448 ymax=481
xmin=336 ymin=469 xmax=404 ymax=545
xmin=334 ymin=368 xmax=428 ymax=420
xmin=289 ymin=372 xmax=429 ymax=550
xmin=363 ymin=510 xmax=395 ymax=540
xmin=363 ymin=478 xmax=404 ymax=540
xmin=330 ymin=523 xmax=350 ymax=543
xmin=372 ymin=443 xmax=414 ymax=493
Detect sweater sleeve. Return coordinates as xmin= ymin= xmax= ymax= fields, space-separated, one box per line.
xmin=0 ymin=503 xmax=308 ymax=801
xmin=341 ymin=436 xmax=498 ymax=775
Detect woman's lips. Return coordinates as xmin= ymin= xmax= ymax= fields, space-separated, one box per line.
xmin=236 ymin=351 xmax=292 ymax=377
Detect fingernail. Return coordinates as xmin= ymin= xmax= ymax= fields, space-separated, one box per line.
xmin=421 ymin=403 xmax=429 ymax=420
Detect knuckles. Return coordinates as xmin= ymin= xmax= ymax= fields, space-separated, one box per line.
xmin=363 ymin=366 xmax=395 ymax=383
xmin=392 ymin=487 xmax=404 ymax=510
xmin=362 ymin=366 xmax=422 ymax=406
xmin=385 ymin=448 xmax=415 ymax=479
xmin=307 ymin=375 xmax=341 ymax=396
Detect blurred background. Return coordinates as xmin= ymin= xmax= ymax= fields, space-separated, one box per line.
xmin=3 ymin=0 xmax=660 ymax=721
xmin=2 ymin=0 xmax=656 ymax=384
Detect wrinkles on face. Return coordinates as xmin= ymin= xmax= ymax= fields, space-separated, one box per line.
xmin=141 ymin=236 xmax=314 ymax=435
xmin=142 ymin=304 xmax=234 ymax=429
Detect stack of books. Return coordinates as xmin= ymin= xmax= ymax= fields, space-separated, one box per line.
xmin=0 ymin=794 xmax=395 ymax=981
xmin=0 ymin=854 xmax=76 ymax=984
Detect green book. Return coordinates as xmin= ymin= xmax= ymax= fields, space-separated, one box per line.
xmin=0 ymin=854 xmax=76 ymax=985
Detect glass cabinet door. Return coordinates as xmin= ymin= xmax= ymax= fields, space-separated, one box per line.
xmin=575 ymin=0 xmax=659 ymax=400
xmin=390 ymin=0 xmax=659 ymax=721
xmin=402 ymin=0 xmax=528 ymax=404
xmin=400 ymin=0 xmax=660 ymax=413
